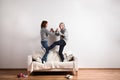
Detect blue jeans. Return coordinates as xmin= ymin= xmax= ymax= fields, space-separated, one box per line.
xmin=49 ymin=39 xmax=66 ymax=62
xmin=41 ymin=41 xmax=49 ymax=62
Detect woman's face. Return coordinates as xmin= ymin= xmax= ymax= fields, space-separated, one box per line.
xmin=59 ymin=23 xmax=64 ymax=30
xmin=45 ymin=23 xmax=48 ymax=28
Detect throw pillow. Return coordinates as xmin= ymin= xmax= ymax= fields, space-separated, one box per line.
xmin=64 ymin=51 xmax=74 ymax=61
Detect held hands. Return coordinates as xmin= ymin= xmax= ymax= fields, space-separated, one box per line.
xmin=50 ymin=28 xmax=54 ymax=32
xmin=50 ymin=28 xmax=59 ymax=33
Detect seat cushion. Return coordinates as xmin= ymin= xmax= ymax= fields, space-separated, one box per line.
xmin=32 ymin=50 xmax=74 ymax=63
xmin=32 ymin=61 xmax=74 ymax=70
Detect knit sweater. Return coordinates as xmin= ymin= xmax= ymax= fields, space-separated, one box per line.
xmin=40 ymin=28 xmax=54 ymax=41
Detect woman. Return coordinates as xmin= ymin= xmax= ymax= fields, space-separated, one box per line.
xmin=40 ymin=20 xmax=54 ymax=63
xmin=49 ymin=22 xmax=68 ymax=62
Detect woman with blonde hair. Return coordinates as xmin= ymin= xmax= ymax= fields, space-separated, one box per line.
xmin=49 ymin=22 xmax=68 ymax=62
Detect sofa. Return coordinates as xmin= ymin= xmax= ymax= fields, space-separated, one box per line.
xmin=27 ymin=49 xmax=78 ymax=75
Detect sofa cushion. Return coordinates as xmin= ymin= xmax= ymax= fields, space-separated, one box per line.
xmin=64 ymin=51 xmax=74 ymax=61
xmin=32 ymin=49 xmax=74 ymax=63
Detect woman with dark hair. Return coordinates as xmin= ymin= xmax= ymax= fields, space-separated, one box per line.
xmin=40 ymin=20 xmax=54 ymax=63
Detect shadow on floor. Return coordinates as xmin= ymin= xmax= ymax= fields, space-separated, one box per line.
xmin=31 ymin=71 xmax=73 ymax=76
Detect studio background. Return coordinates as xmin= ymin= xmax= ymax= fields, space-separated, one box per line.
xmin=0 ymin=0 xmax=120 ymax=68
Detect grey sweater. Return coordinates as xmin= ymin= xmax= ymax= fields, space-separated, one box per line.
xmin=40 ymin=28 xmax=54 ymax=41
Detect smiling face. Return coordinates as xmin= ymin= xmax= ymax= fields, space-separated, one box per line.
xmin=59 ymin=23 xmax=65 ymax=30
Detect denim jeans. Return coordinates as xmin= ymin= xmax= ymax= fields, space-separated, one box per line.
xmin=41 ymin=40 xmax=49 ymax=62
xmin=49 ymin=39 xmax=66 ymax=62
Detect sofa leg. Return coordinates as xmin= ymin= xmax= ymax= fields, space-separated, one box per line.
xmin=73 ymin=71 xmax=78 ymax=76
xmin=76 ymin=71 xmax=78 ymax=76
xmin=73 ymin=71 xmax=75 ymax=75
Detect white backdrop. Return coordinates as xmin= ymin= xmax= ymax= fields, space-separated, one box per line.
xmin=0 ymin=0 xmax=120 ymax=68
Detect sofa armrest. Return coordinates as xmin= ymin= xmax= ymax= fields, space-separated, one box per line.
xmin=27 ymin=55 xmax=32 ymax=71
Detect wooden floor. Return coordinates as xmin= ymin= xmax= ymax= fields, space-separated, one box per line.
xmin=0 ymin=69 xmax=120 ymax=80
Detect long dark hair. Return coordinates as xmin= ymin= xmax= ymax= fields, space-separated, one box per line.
xmin=41 ymin=20 xmax=48 ymax=28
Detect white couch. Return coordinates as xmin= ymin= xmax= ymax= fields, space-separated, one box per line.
xmin=27 ymin=50 xmax=78 ymax=75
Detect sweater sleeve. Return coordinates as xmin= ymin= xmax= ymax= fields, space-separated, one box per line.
xmin=46 ymin=29 xmax=55 ymax=36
